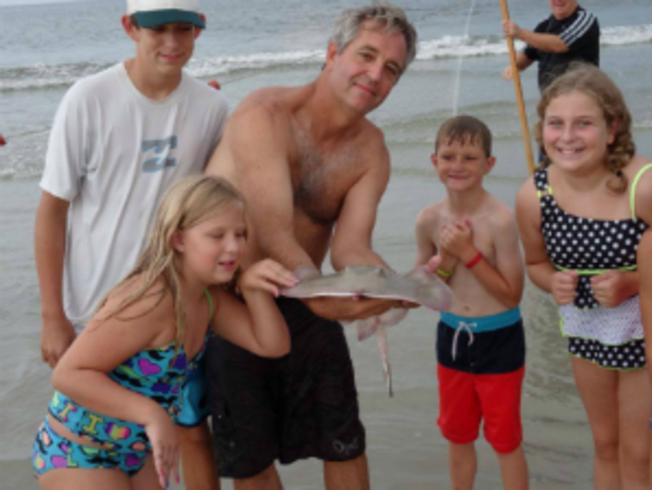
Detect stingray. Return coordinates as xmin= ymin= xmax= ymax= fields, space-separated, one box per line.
xmin=281 ymin=266 xmax=454 ymax=396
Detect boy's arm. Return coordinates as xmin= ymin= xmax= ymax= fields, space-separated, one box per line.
xmin=414 ymin=209 xmax=437 ymax=267
xmin=35 ymin=191 xmax=75 ymax=368
xmin=36 ymin=86 xmax=89 ymax=367
xmin=414 ymin=207 xmax=457 ymax=279
xmin=453 ymin=215 xmax=524 ymax=308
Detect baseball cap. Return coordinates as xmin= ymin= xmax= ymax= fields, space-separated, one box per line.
xmin=127 ymin=0 xmax=205 ymax=29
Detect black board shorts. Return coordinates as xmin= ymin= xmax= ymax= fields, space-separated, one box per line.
xmin=206 ymin=297 xmax=366 ymax=478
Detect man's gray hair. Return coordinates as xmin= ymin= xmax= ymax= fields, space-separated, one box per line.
xmin=330 ymin=2 xmax=418 ymax=71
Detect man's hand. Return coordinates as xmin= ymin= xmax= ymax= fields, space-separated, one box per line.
xmin=591 ymin=270 xmax=637 ymax=308
xmin=502 ymin=65 xmax=514 ymax=81
xmin=304 ymin=296 xmax=402 ymax=322
xmin=41 ymin=317 xmax=76 ymax=368
xmin=502 ymin=20 xmax=522 ymax=39
xmin=551 ymin=270 xmax=578 ymax=306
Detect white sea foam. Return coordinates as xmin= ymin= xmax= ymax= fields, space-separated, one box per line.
xmin=418 ymin=24 xmax=652 ymax=60
xmin=602 ymin=24 xmax=652 ymax=46
xmin=1 ymin=25 xmax=649 ymax=92
xmin=185 ymin=49 xmax=325 ymax=78
xmin=1 ymin=24 xmax=650 ymax=92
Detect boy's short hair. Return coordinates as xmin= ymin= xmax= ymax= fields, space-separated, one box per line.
xmin=435 ymin=115 xmax=492 ymax=157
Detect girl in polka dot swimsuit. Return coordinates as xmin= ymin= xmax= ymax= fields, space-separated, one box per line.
xmin=517 ymin=65 xmax=652 ymax=488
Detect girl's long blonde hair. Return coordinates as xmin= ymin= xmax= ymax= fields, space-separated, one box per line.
xmin=535 ymin=63 xmax=636 ymax=193
xmin=94 ymin=175 xmax=244 ymax=350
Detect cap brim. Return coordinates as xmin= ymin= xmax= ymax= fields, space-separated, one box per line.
xmin=132 ymin=9 xmax=205 ymax=29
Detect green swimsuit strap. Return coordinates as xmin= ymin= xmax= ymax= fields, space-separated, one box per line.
xmin=555 ymin=264 xmax=638 ymax=275
xmin=629 ymin=163 xmax=652 ymax=219
xmin=536 ymin=184 xmax=553 ymax=199
xmin=204 ymin=289 xmax=214 ymax=317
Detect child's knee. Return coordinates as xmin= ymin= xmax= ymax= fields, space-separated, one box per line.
xmin=620 ymin=442 xmax=650 ymax=481
xmin=593 ymin=435 xmax=618 ymax=462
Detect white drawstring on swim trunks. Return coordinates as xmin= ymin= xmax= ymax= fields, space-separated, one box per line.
xmin=452 ymin=321 xmax=476 ymax=361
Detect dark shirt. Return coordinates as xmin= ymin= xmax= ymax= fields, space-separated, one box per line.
xmin=524 ymin=5 xmax=600 ymax=91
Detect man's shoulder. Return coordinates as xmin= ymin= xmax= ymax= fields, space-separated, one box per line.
xmin=561 ymin=6 xmax=598 ymax=30
xmin=339 ymin=118 xmax=387 ymax=161
xmin=533 ymin=14 xmax=554 ymax=33
xmin=230 ymin=86 xmax=296 ymax=126
xmin=358 ymin=118 xmax=385 ymax=142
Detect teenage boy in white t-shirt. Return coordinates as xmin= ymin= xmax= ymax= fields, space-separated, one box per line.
xmin=34 ymin=1 xmax=227 ymax=488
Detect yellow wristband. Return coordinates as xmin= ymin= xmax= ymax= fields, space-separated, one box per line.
xmin=436 ymin=268 xmax=454 ymax=278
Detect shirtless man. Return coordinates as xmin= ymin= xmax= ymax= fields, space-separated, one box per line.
xmin=205 ymin=4 xmax=417 ymax=489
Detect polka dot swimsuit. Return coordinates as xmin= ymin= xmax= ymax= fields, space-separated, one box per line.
xmin=535 ymin=166 xmax=651 ymax=370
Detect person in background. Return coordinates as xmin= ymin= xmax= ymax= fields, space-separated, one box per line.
xmin=502 ymin=0 xmax=599 ymax=91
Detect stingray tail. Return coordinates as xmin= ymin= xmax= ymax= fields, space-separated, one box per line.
xmin=375 ymin=327 xmax=393 ymax=397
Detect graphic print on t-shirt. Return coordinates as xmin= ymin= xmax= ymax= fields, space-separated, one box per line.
xmin=142 ymin=136 xmax=178 ymax=173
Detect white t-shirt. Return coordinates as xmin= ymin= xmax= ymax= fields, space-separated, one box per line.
xmin=40 ymin=63 xmax=228 ymax=324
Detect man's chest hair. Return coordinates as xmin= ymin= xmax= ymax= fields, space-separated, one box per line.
xmin=291 ymin=128 xmax=364 ymax=225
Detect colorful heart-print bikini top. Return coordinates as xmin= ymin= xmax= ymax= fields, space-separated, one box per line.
xmin=47 ymin=291 xmax=213 ymax=452
xmin=535 ymin=165 xmax=651 ymax=310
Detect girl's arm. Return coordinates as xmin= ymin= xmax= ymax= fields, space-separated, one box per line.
xmin=591 ymin=158 xmax=652 ymax=307
xmin=212 ymin=259 xmax=296 ymax=358
xmin=638 ymin=230 xmax=652 ymax=385
xmin=515 ymin=177 xmax=577 ymax=304
xmin=52 ymin=285 xmax=173 ymax=423
xmin=52 ymin=284 xmax=180 ymax=488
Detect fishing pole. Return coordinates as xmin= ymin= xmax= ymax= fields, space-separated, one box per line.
xmin=498 ymin=0 xmax=535 ymax=175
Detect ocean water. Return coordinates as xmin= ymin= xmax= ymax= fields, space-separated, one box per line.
xmin=1 ymin=0 xmax=652 ymax=488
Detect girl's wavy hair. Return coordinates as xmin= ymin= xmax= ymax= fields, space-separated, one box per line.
xmin=93 ymin=175 xmax=244 ymax=351
xmin=535 ymin=63 xmax=635 ymax=193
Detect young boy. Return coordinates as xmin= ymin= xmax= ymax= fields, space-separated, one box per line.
xmin=414 ymin=115 xmax=529 ymax=490
xmin=34 ymin=1 xmax=227 ymax=488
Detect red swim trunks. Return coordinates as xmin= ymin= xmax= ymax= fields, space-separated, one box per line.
xmin=437 ymin=364 xmax=524 ymax=454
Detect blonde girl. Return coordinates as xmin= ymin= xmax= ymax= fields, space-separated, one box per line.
xmin=32 ymin=175 xmax=296 ymax=490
